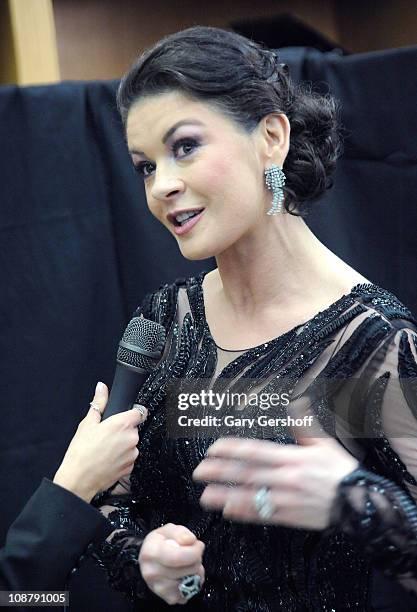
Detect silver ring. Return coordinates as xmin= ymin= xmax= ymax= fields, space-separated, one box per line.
xmin=254 ymin=486 xmax=275 ymax=520
xmin=133 ymin=404 xmax=146 ymax=416
xmin=89 ymin=401 xmax=102 ymax=415
xmin=178 ymin=574 xmax=201 ymax=600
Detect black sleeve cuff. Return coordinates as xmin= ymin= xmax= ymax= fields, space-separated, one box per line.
xmin=0 ymin=478 xmax=113 ymax=590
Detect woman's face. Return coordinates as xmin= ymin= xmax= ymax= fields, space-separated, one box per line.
xmin=126 ymin=91 xmax=286 ymax=260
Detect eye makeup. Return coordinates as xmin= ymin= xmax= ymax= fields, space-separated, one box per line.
xmin=132 ymin=136 xmax=201 ymax=178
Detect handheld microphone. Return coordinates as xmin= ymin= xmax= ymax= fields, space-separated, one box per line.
xmin=102 ymin=316 xmax=166 ymax=420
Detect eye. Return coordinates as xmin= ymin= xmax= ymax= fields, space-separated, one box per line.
xmin=171 ymin=137 xmax=200 ymax=157
xmin=133 ymin=160 xmax=155 ymax=179
xmin=132 ymin=137 xmax=200 ymax=180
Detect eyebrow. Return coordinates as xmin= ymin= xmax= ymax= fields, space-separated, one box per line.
xmin=129 ymin=119 xmax=205 ymax=156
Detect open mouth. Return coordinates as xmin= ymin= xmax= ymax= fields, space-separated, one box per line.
xmin=173 ymin=208 xmax=205 ymax=227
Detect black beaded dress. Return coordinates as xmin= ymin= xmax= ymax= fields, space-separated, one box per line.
xmin=89 ymin=270 xmax=417 ymax=611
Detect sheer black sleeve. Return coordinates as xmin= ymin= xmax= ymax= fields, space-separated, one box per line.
xmin=330 ymin=324 xmax=417 ymax=597
xmin=87 ymin=476 xmax=151 ymax=602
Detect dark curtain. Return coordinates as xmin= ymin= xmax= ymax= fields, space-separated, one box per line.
xmin=0 ymin=44 xmax=416 ymax=611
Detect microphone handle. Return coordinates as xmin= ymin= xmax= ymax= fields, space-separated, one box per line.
xmin=102 ymin=363 xmax=149 ymax=420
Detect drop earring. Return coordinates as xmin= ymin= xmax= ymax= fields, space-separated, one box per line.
xmin=264 ymin=164 xmax=286 ymax=215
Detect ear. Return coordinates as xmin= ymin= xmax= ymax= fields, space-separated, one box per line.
xmin=257 ymin=113 xmax=290 ymax=167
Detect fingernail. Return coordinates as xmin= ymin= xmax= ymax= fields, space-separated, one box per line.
xmin=133 ymin=404 xmax=148 ymax=418
xmin=95 ymin=381 xmax=105 ymax=395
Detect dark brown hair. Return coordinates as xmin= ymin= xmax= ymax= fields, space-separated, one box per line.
xmin=117 ymin=26 xmax=343 ymax=216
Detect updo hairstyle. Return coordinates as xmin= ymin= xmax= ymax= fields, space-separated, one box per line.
xmin=117 ymin=26 xmax=343 ymax=216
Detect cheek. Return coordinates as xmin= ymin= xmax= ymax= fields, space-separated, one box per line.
xmin=193 ymin=153 xmax=251 ymax=201
xmin=145 ymin=190 xmax=163 ymax=220
xmin=193 ymin=158 xmax=230 ymax=193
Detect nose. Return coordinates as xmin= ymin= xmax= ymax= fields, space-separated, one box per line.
xmin=150 ymin=166 xmax=185 ymax=202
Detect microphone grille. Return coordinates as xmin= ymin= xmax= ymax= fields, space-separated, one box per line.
xmin=117 ymin=317 xmax=166 ymax=371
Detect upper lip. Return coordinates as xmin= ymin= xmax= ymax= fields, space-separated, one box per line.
xmin=167 ymin=208 xmax=205 ymax=226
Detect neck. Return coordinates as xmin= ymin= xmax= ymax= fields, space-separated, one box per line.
xmin=210 ymin=214 xmax=358 ymax=318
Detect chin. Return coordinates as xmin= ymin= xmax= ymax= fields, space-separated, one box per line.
xmin=180 ymin=250 xmax=213 ymax=262
xmin=178 ymin=243 xmax=217 ymax=262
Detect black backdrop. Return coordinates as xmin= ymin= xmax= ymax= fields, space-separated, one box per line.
xmin=1 ymin=44 xmax=416 ymax=611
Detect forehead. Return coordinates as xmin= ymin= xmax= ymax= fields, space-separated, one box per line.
xmin=126 ymin=91 xmax=236 ymax=150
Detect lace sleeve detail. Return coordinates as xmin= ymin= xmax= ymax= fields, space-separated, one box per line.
xmin=88 ymin=478 xmax=151 ymax=602
xmin=330 ymin=324 xmax=417 ymax=598
xmin=330 ymin=467 xmax=417 ymax=595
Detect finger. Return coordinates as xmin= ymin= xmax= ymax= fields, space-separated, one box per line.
xmin=132 ymin=404 xmax=148 ymax=425
xmin=194 ymin=460 xmax=298 ymax=490
xmin=193 ymin=458 xmax=251 ymax=483
xmin=165 ymin=537 xmax=205 ymax=556
xmin=109 ymin=404 xmax=148 ymax=428
xmin=200 ymin=483 xmax=253 ymax=511
xmin=142 ymin=533 xmax=203 ymax=570
xmin=87 ymin=382 xmax=108 ymax=421
xmin=206 ymin=437 xmax=302 ymax=466
xmin=152 ymin=572 xmax=204 ymax=606
xmin=150 ymin=561 xmax=204 ymax=581
xmin=176 ymin=564 xmax=205 ymax=603
xmin=168 ymin=565 xmax=205 ymax=604
xmin=123 ymin=404 xmax=148 ymax=428
xmin=200 ymin=484 xmax=293 ymax=524
xmin=151 ymin=580 xmax=173 ymax=602
xmin=158 ymin=540 xmax=204 ymax=569
xmin=156 ymin=523 xmax=198 ymax=546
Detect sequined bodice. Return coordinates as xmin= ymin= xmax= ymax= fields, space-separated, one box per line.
xmin=90 ymin=271 xmax=417 ymax=611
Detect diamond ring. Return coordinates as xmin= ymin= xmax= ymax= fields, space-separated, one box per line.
xmin=254 ymin=486 xmax=276 ymax=520
xmin=178 ymin=574 xmax=201 ymax=600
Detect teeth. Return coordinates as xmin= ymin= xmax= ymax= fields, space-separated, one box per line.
xmin=175 ymin=210 xmax=202 ymax=223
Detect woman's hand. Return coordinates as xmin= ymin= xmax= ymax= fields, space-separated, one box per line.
xmin=139 ymin=523 xmax=205 ymax=605
xmin=192 ymin=436 xmax=358 ymax=530
xmin=53 ymin=382 xmax=147 ymax=502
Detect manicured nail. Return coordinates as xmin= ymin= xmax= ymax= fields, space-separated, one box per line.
xmin=95 ymin=381 xmax=105 ymax=395
xmin=133 ymin=404 xmax=148 ymax=418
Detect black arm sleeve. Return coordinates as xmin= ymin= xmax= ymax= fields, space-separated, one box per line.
xmin=0 ymin=478 xmax=112 ymax=590
xmin=331 ymin=326 xmax=417 ymax=598
xmin=88 ymin=476 xmax=152 ymax=602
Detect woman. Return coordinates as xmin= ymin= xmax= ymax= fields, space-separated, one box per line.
xmin=90 ymin=26 xmax=417 ymax=610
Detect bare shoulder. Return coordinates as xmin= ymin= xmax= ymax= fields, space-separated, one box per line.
xmin=325 ymin=254 xmax=372 ymax=289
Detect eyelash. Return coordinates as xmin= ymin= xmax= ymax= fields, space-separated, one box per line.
xmin=133 ymin=137 xmax=200 ymax=178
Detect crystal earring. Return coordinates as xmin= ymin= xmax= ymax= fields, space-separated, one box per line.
xmin=264 ymin=164 xmax=286 ymax=215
